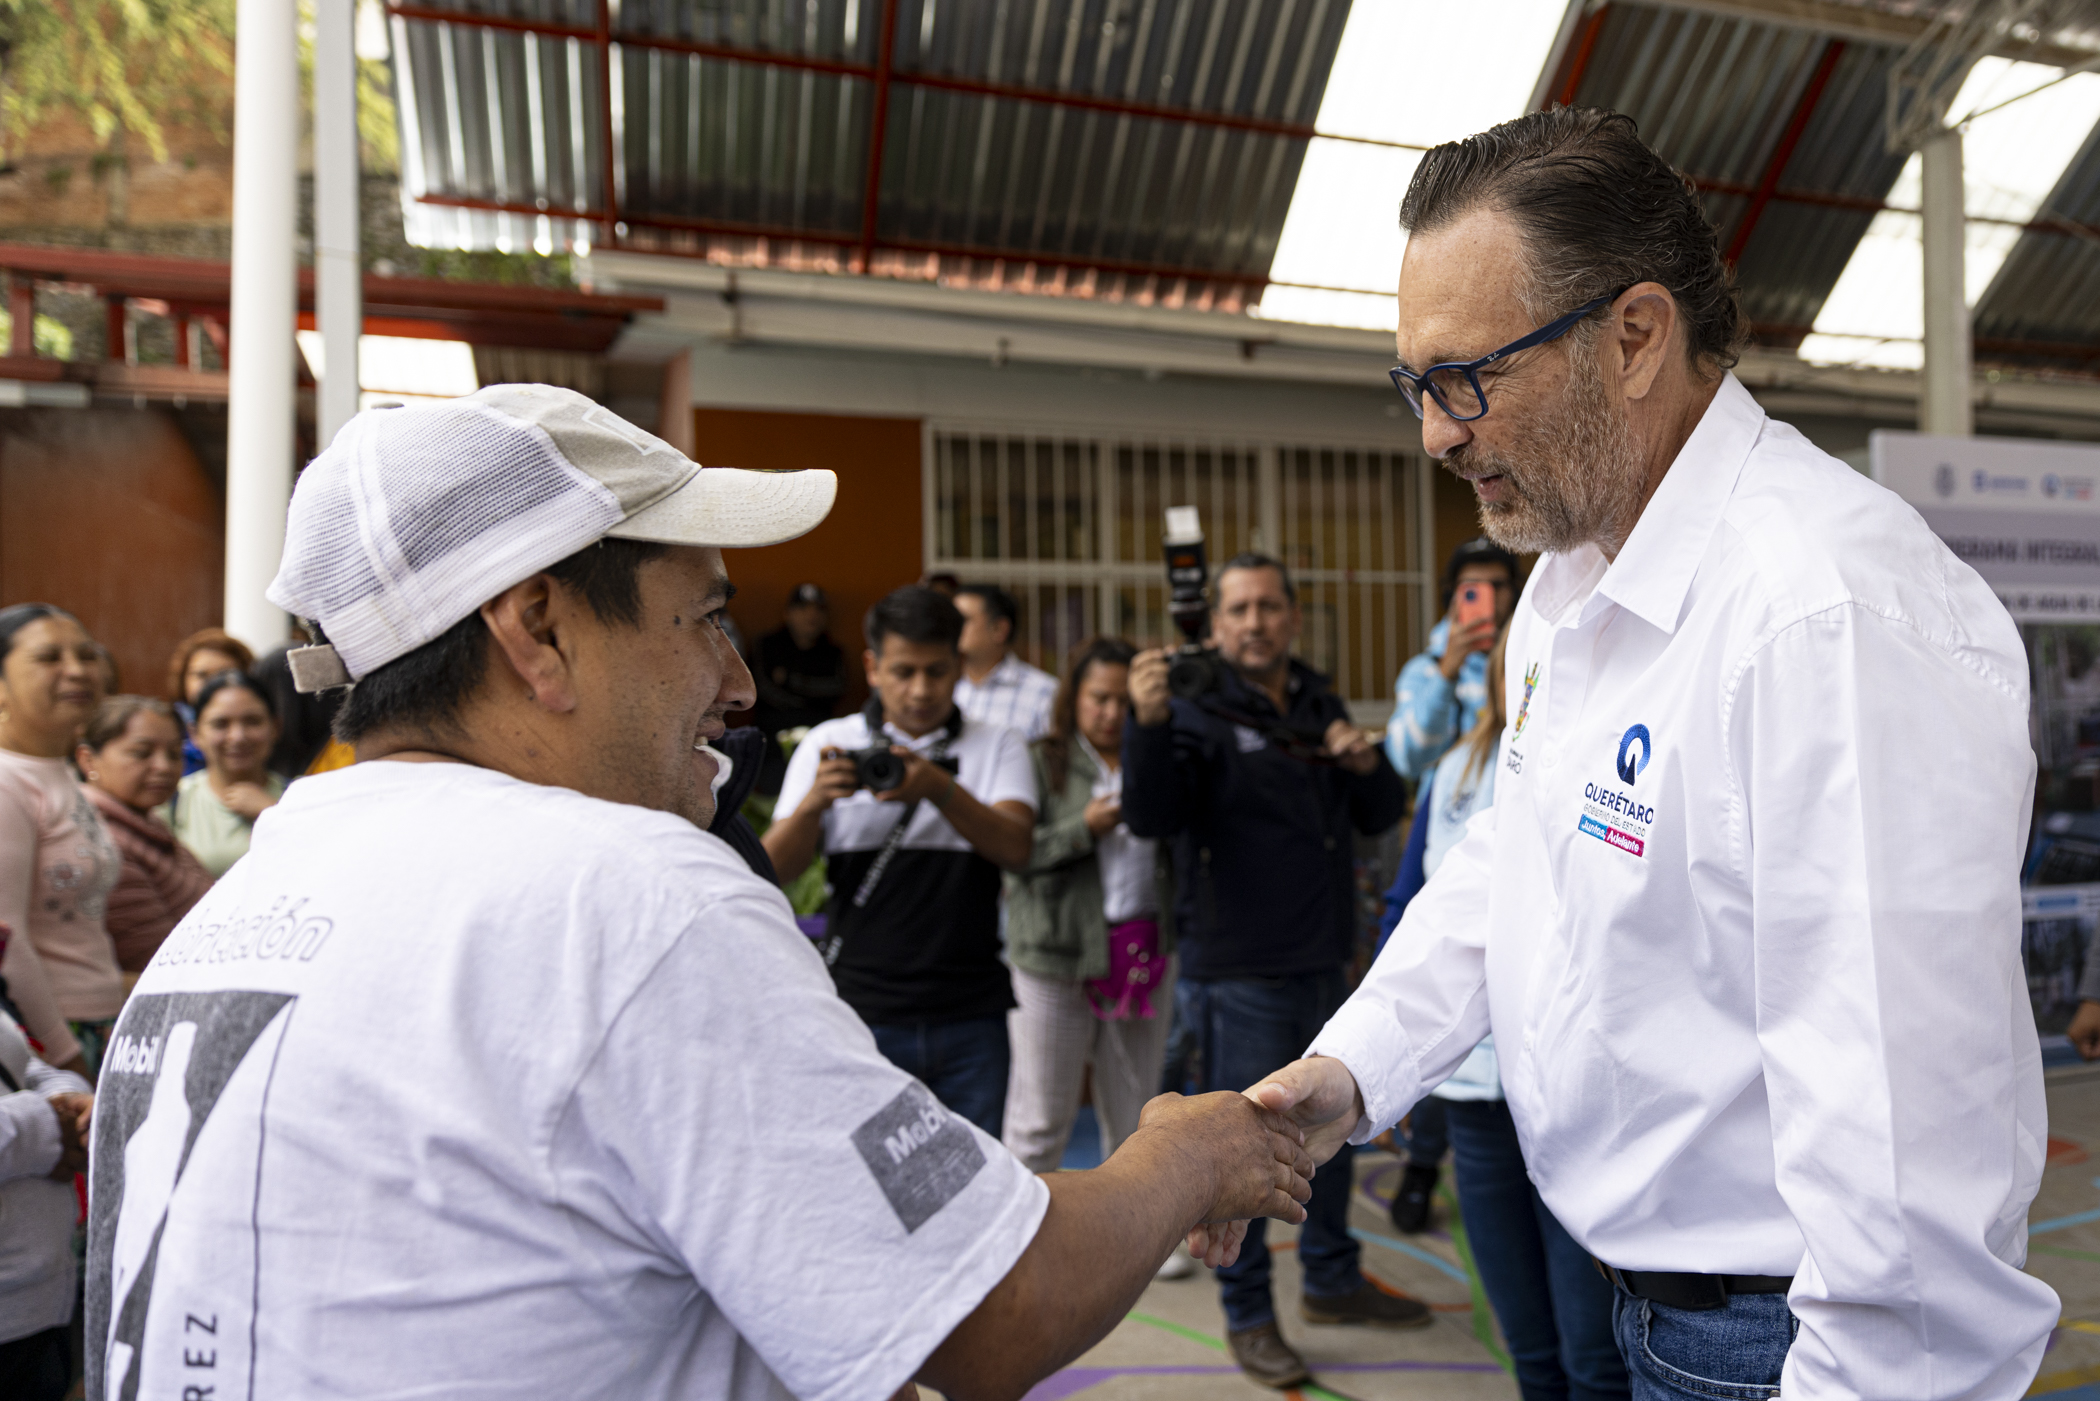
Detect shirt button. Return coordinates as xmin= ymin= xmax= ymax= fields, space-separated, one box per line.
xmin=1542 ymin=747 xmax=1559 ymax=769
xmin=1323 ymin=836 xmax=1337 ymax=851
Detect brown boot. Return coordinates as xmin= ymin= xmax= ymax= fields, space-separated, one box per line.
xmin=1226 ymin=1321 xmax=1313 ymax=1389
xmin=1301 ymin=1282 xmax=1433 ymax=1329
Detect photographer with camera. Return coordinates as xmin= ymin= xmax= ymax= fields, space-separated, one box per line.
xmin=1123 ymin=548 xmax=1418 ymax=1387
xmin=765 ymin=586 xmax=1036 ymax=1136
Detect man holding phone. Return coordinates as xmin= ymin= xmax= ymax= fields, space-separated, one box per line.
xmin=1387 ymin=539 xmax=1521 ymax=782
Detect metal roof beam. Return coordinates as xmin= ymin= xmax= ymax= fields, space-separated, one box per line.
xmin=1724 ymin=39 xmax=1847 ymax=262
xmin=1645 ymin=0 xmax=2100 ymax=67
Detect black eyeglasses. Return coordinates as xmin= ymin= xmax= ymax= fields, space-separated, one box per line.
xmin=1389 ymin=289 xmax=1626 ymax=422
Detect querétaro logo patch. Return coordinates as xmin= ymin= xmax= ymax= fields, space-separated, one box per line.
xmin=1616 ymin=724 xmax=1651 ymax=785
xmin=85 ymin=991 xmax=295 ymax=1401
xmin=851 ymin=1082 xmax=985 ymax=1233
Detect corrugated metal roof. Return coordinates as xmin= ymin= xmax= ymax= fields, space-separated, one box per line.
xmin=387 ymin=0 xmax=1350 ymax=309
xmin=1974 ymin=117 xmax=2100 ymax=366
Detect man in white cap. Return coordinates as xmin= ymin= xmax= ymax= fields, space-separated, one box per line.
xmin=81 ymin=386 xmax=1312 ymax=1401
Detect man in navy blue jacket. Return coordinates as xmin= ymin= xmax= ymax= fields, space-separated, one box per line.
xmin=1123 ymin=552 xmax=1416 ymax=1388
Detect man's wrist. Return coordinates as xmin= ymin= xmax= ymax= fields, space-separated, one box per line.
xmin=932 ymin=772 xmax=960 ymax=809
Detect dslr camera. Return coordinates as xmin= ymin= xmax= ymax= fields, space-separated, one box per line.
xmin=838 ymin=745 xmax=959 ymax=793
xmin=1163 ymin=506 xmax=1222 ymax=699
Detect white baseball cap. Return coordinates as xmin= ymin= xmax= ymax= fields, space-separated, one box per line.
xmin=268 ymin=383 xmax=836 ymax=690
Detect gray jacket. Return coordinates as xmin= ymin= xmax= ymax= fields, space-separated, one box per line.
xmin=1003 ymin=739 xmax=1175 ymax=983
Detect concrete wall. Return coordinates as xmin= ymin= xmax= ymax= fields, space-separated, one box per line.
xmin=0 ymin=406 xmax=225 ymax=696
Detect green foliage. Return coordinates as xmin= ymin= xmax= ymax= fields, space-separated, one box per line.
xmin=0 ymin=0 xmax=237 ymax=162
xmin=0 ymin=307 xmax=77 ymax=359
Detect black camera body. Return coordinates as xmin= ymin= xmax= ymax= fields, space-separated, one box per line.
xmin=843 ymin=745 xmax=959 ymax=793
xmin=1163 ymin=506 xmax=1221 ymax=699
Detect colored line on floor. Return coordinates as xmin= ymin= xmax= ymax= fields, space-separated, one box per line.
xmin=1024 ymin=1358 xmax=1515 ymax=1401
xmin=2032 ymin=1207 xmax=2100 ymax=1236
xmin=2035 ymin=1243 xmax=2100 ymax=1264
xmin=1349 ymin=1226 xmax=1474 ymax=1284
xmin=2030 ymin=1363 xmax=2100 ymax=1397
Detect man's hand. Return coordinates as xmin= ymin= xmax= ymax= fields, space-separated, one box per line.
xmin=1437 ymin=615 xmax=1498 ymax=681
xmin=798 ymin=751 xmax=862 ymax=815
xmin=871 ymin=749 xmax=959 ymax=807
xmin=47 ymin=1091 xmax=91 ymax=1180
xmin=2072 ymin=1000 xmax=2100 ymax=1059
xmin=1083 ymin=794 xmax=1122 ymax=836
xmin=1136 ymin=1091 xmax=1311 ymax=1268
xmin=1187 ymin=1057 xmax=1363 ymax=1263
xmin=1323 ymin=719 xmax=1380 ymax=776
xmin=1129 ymin=649 xmax=1172 ymax=727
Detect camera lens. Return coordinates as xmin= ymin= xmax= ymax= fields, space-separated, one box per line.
xmin=859 ymin=749 xmax=907 ymax=792
xmin=1167 ymin=650 xmax=1216 ymax=699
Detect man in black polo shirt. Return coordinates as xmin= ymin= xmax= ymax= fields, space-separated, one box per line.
xmin=1123 ymin=553 xmax=1420 ymax=1387
xmin=765 ymin=586 xmax=1035 ymax=1136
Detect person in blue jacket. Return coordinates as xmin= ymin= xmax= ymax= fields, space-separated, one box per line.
xmin=1381 ymin=538 xmax=1520 ymax=1233
xmin=1122 ymin=552 xmax=1413 ymax=1390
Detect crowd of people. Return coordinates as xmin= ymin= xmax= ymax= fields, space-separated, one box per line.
xmin=0 ymin=611 xmax=349 ymax=1396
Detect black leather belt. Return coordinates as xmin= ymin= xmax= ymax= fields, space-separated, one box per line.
xmin=1594 ymin=1261 xmax=1793 ymax=1312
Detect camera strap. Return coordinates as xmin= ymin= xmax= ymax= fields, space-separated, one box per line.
xmin=822 ymin=705 xmax=966 ymax=964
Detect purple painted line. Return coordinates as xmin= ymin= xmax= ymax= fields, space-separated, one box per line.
xmin=1024 ymin=1359 xmax=1506 ymax=1400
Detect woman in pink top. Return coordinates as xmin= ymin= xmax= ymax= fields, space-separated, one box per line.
xmin=76 ymin=696 xmax=212 ymax=984
xmin=0 ymin=605 xmax=121 ymax=1078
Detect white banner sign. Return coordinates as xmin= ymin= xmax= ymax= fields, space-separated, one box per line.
xmin=1871 ymin=430 xmax=2100 ymax=622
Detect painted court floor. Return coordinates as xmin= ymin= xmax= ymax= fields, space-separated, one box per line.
xmin=1009 ymin=1063 xmax=2100 ymax=1401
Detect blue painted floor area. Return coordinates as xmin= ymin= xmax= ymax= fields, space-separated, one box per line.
xmin=1059 ymin=1105 xmax=1104 ymax=1170
xmin=2051 ymin=1386 xmax=2100 ymax=1400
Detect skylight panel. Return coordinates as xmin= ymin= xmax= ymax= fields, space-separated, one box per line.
xmin=1800 ymin=57 xmax=2100 ymax=370
xmin=1256 ymin=0 xmax=1570 ymax=331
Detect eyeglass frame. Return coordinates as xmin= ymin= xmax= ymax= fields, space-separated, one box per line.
xmin=1388 ymin=287 xmax=1629 ymax=423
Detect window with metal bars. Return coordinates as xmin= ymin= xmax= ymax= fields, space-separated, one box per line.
xmin=923 ymin=425 xmax=1436 ymax=715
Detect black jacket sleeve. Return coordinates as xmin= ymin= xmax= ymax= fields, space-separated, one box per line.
xmin=1120 ymin=703 xmax=1207 ymax=841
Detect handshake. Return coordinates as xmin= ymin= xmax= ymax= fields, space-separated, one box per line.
xmin=1127 ymin=1056 xmax=1365 ymax=1268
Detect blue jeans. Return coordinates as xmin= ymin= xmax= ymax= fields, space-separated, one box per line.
xmin=1401 ymin=1094 xmax=1449 ymax=1164
xmin=1446 ymin=1099 xmax=1627 ymax=1401
xmin=1177 ymin=969 xmax=1362 ymax=1331
xmin=869 ymin=1016 xmax=1011 ymax=1139
xmin=1612 ymin=1287 xmax=1796 ymax=1400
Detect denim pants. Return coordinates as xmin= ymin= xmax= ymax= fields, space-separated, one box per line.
xmin=869 ymin=1015 xmax=1011 ymax=1139
xmin=1177 ymin=969 xmax=1362 ymax=1331
xmin=1446 ymin=1100 xmax=1627 ymax=1401
xmin=1612 ymin=1286 xmax=1796 ymax=1400
xmin=1401 ymin=1094 xmax=1449 ymax=1164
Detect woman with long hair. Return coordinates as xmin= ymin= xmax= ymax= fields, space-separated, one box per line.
xmin=76 ymin=696 xmax=213 ymax=981
xmin=1001 ymin=637 xmax=1174 ymax=1176
xmin=163 ymin=670 xmax=283 ymax=878
xmin=0 ymin=604 xmax=123 ymax=1077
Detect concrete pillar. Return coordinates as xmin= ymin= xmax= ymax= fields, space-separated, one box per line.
xmin=224 ymin=0 xmax=298 ymax=650
xmin=314 ymin=0 xmax=362 ymax=449
xmin=1920 ymin=125 xmax=1973 ymax=437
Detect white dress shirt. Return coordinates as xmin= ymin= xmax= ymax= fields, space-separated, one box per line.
xmin=1074 ymin=734 xmax=1157 ymax=924
xmin=1310 ymin=375 xmax=2056 ymax=1398
xmin=955 ymin=653 xmax=1060 ymax=743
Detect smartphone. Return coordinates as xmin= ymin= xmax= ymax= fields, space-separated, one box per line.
xmin=1455 ymin=582 xmax=1494 ymax=629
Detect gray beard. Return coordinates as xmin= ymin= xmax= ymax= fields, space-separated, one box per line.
xmin=1448 ymin=342 xmax=1647 ymax=558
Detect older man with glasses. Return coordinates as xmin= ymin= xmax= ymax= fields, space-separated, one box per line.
xmin=1231 ymin=108 xmax=2057 ymax=1400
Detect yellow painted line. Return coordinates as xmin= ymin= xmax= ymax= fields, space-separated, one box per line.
xmin=2064 ymin=1319 xmax=2100 ymax=1336
xmin=2030 ymin=1362 xmax=2100 ymax=1395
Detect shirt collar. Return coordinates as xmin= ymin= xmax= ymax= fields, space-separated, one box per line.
xmin=1592 ymin=374 xmax=1762 ymax=634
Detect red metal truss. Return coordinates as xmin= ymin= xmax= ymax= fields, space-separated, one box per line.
xmin=858 ymin=0 xmax=902 ymax=272
xmin=1724 ymin=40 xmax=1847 ymax=266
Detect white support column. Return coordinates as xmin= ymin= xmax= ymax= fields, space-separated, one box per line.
xmin=224 ymin=0 xmax=299 ymax=649
xmin=314 ymin=0 xmax=362 ymax=449
xmin=1920 ymin=124 xmax=1974 ymax=437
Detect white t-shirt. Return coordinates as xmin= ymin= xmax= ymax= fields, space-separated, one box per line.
xmin=1075 ymin=735 xmax=1156 ymax=924
xmin=85 ymin=762 xmax=1048 ymax=1401
xmin=778 ymin=711 xmax=1034 ymax=1025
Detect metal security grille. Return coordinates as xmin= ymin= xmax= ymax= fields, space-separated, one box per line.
xmin=924 ymin=425 xmax=1436 ymax=713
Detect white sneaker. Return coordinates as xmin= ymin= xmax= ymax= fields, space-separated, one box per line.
xmin=1155 ymin=1245 xmax=1197 ymax=1280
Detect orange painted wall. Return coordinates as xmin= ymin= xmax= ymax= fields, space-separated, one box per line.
xmin=698 ymin=407 xmax=924 ymax=714
xmin=0 ymin=407 xmax=225 ymax=696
